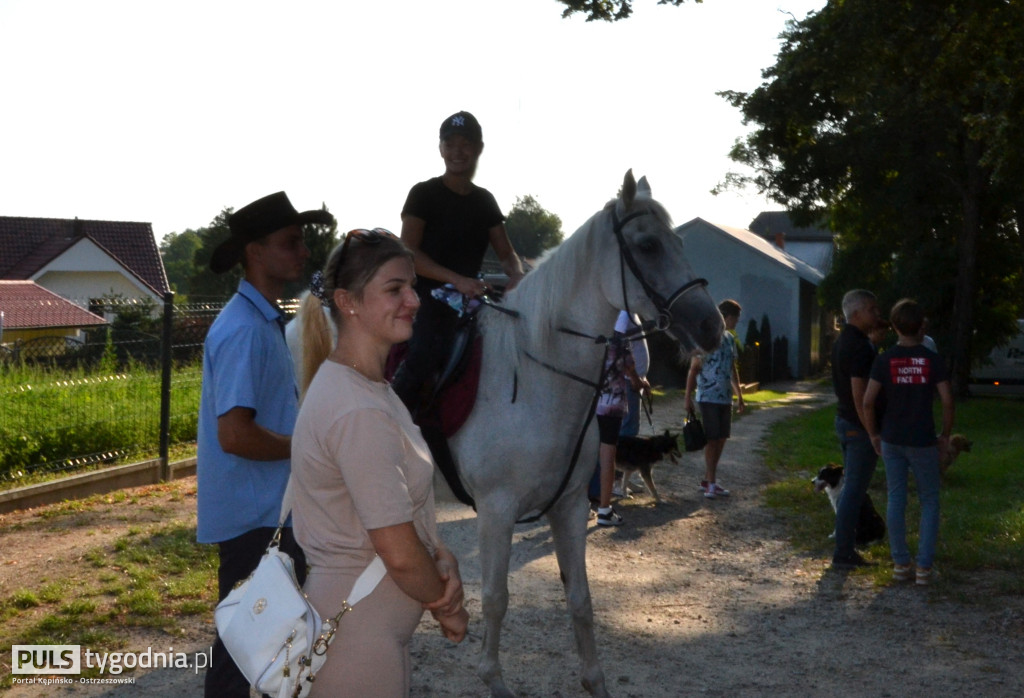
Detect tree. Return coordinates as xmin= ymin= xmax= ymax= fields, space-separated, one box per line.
xmin=718 ymin=0 xmax=1024 ymax=397
xmin=159 ymin=229 xmax=202 ymax=298
xmin=555 ymin=0 xmax=697 ymax=22
xmin=188 ymin=209 xmax=239 ymax=302
xmin=502 ymin=195 xmax=564 ymax=261
xmin=188 ymin=205 xmax=338 ymax=301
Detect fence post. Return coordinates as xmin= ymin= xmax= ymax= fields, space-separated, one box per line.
xmin=158 ymin=292 xmax=175 ymax=481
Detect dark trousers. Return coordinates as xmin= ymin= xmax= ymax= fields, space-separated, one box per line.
xmin=204 ymin=527 xmax=306 ymax=698
xmin=832 ymin=416 xmax=879 ymax=560
xmin=391 ymin=295 xmax=458 ymax=416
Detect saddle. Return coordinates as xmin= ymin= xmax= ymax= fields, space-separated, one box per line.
xmin=385 ymin=321 xmax=481 ymax=438
xmin=386 ymin=288 xmax=489 ymax=508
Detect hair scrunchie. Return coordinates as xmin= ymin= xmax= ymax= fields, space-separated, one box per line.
xmin=309 ymin=270 xmax=331 ymax=307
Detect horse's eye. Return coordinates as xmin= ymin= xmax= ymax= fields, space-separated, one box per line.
xmin=636 ymin=237 xmax=660 ymax=254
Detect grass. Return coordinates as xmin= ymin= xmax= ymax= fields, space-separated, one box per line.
xmin=761 ymin=394 xmax=1024 ymax=590
xmin=0 ymin=361 xmax=202 ymax=482
xmin=0 ymin=519 xmax=217 ymax=688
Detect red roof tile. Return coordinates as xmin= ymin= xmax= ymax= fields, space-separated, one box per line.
xmin=0 ymin=281 xmax=107 ymax=330
xmin=0 ymin=216 xmax=169 ymax=297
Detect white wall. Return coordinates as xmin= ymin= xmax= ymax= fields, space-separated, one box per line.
xmin=30 ymin=238 xmax=162 ymax=308
xmin=680 ymin=223 xmax=803 ymax=375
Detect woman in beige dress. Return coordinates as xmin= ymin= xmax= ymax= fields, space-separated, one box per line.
xmin=290 ymin=229 xmax=468 ymax=697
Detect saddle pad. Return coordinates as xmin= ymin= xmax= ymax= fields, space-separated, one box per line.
xmin=385 ymin=336 xmax=482 ymax=438
xmin=439 ymin=336 xmax=481 ymax=437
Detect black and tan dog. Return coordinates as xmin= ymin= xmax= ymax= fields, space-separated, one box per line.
xmin=811 ymin=463 xmax=886 ymax=546
xmin=614 ymin=430 xmax=681 ymax=503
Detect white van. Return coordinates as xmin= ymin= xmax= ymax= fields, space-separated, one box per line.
xmin=970 ymin=319 xmax=1024 ymax=395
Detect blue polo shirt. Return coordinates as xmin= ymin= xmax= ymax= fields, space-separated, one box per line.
xmin=196 ymin=280 xmax=299 ymax=544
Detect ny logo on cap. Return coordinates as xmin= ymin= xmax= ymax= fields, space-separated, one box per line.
xmin=452 ymin=116 xmax=465 ymax=127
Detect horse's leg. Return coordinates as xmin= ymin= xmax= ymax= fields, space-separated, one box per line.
xmin=475 ymin=500 xmax=517 ymax=698
xmin=547 ymin=493 xmax=611 ymax=698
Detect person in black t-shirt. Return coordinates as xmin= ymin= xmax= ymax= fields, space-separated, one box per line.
xmin=392 ymin=111 xmax=524 ymax=415
xmin=863 ymin=298 xmax=953 ymax=585
xmin=831 ymin=289 xmax=883 ymax=569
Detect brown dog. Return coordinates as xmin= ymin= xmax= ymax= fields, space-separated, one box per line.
xmin=939 ymin=434 xmax=972 ymax=476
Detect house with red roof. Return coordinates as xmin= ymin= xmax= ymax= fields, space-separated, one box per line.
xmin=0 ymin=216 xmax=169 ymax=341
xmin=0 ymin=280 xmax=107 ymax=345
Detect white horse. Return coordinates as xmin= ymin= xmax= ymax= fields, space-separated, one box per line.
xmin=450 ymin=171 xmax=721 ymax=697
xmin=292 ymin=171 xmax=723 ymax=697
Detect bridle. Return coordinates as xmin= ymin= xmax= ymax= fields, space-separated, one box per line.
xmin=610 ymin=207 xmax=708 ymax=331
xmin=494 ymin=207 xmax=708 ymax=523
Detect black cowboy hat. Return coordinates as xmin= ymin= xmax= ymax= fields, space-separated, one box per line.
xmin=210 ymin=191 xmax=334 ymax=274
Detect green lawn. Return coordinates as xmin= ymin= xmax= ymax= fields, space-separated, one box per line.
xmin=761 ymin=395 xmax=1024 ymax=590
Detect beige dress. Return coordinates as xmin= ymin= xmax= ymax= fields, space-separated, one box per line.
xmin=291 ymin=361 xmax=439 ymax=698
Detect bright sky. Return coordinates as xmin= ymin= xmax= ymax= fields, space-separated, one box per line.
xmin=0 ymin=0 xmax=825 ymax=245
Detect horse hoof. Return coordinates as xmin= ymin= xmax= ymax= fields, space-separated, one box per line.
xmin=582 ymin=677 xmax=612 ymax=698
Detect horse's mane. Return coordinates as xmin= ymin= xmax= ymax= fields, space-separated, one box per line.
xmin=483 ymin=211 xmax=603 ymax=367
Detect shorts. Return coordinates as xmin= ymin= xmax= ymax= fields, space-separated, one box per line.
xmin=596 ymin=414 xmax=623 ymax=445
xmin=698 ymin=402 xmax=732 ymax=440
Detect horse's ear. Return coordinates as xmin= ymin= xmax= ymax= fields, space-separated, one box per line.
xmin=621 ymin=169 xmax=637 ymax=210
xmin=637 ymin=176 xmax=652 ymax=200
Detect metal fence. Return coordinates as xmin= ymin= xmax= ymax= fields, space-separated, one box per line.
xmin=0 ymin=294 xmax=248 ymax=483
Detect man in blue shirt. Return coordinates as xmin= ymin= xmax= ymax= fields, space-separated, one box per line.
xmin=197 ymin=191 xmax=332 ymax=697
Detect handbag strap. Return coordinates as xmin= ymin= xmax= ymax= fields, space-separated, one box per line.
xmin=278 ymin=475 xmax=296 ymax=526
xmin=348 ymin=555 xmax=387 ymax=605
xmin=277 ymin=474 xmax=386 ymax=607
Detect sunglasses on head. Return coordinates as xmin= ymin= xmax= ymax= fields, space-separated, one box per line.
xmin=334 ymin=227 xmax=397 ymax=287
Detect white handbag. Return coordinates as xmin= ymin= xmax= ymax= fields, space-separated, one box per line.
xmin=214 ymin=478 xmax=387 ymax=698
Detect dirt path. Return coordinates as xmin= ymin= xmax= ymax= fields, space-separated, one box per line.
xmin=6 ymin=384 xmax=1024 ymax=697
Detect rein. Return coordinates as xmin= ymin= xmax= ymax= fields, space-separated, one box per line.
xmin=472 ymin=211 xmax=706 ymax=523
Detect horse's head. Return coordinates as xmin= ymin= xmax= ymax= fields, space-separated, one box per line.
xmin=601 ymin=169 xmax=723 ymax=355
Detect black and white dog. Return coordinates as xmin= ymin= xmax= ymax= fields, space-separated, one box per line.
xmin=614 ymin=431 xmax=681 ymax=503
xmin=811 ymin=463 xmax=886 ymax=546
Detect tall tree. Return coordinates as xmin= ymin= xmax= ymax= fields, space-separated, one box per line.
xmin=159 ymin=229 xmax=202 ymax=298
xmin=556 ymin=0 xmax=697 ymax=22
xmin=719 ymin=0 xmax=1024 ymax=397
xmin=189 ymin=209 xmax=239 ymax=302
xmin=503 ymin=195 xmax=564 ymax=260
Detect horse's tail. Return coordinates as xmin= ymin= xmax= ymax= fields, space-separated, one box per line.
xmin=298 ymin=292 xmax=333 ymax=400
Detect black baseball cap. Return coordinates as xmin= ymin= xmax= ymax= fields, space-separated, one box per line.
xmin=439 ymin=111 xmax=483 ymax=143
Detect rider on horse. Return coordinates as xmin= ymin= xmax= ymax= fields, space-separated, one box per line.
xmin=391 ymin=111 xmax=524 ymax=416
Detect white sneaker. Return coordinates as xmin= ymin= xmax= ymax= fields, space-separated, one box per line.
xmin=597 ymin=507 xmax=624 ymax=526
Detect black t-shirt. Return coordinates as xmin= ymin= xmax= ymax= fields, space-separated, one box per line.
xmin=401 ymin=177 xmax=504 ymax=292
xmin=870 ymin=344 xmax=949 ymax=447
xmin=832 ymin=323 xmax=875 ymax=428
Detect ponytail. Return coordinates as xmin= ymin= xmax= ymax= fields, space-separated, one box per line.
xmin=298 ymin=292 xmax=333 ymax=400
